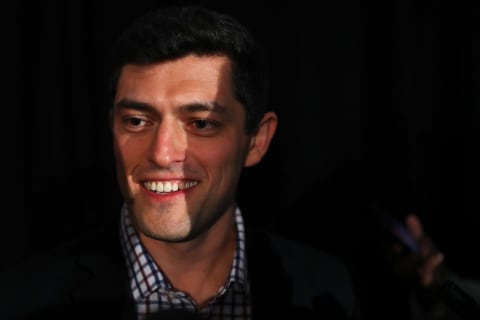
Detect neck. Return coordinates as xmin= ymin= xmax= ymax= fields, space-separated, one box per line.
xmin=139 ymin=208 xmax=237 ymax=305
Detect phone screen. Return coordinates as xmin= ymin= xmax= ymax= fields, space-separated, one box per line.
xmin=371 ymin=203 xmax=419 ymax=253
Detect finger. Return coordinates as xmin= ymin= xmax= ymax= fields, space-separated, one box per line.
xmin=423 ymin=252 xmax=444 ymax=273
xmin=417 ymin=231 xmax=440 ymax=258
xmin=419 ymin=252 xmax=444 ymax=287
xmin=405 ymin=213 xmax=424 ymax=240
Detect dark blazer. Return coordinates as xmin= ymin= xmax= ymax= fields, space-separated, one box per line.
xmin=0 ymin=219 xmax=359 ymax=320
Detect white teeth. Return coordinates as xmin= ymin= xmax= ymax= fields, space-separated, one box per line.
xmin=143 ymin=180 xmax=198 ymax=194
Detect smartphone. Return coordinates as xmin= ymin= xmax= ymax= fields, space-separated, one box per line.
xmin=383 ymin=211 xmax=419 ymax=252
xmin=371 ymin=204 xmax=419 ymax=253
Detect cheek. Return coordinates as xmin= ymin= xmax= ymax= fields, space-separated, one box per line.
xmin=113 ymin=138 xmax=129 ymax=186
xmin=190 ymin=138 xmax=247 ymax=173
xmin=113 ymin=138 xmax=128 ymax=168
xmin=113 ymin=136 xmax=143 ymax=175
xmin=113 ymin=136 xmax=149 ymax=198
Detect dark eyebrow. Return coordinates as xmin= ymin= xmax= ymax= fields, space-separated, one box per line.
xmin=178 ymin=102 xmax=227 ymax=114
xmin=115 ymin=99 xmax=228 ymax=114
xmin=115 ymin=99 xmax=154 ymax=112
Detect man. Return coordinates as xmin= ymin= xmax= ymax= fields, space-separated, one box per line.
xmin=1 ymin=5 xmax=358 ymax=319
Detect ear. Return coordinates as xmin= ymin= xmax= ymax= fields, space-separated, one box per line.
xmin=244 ymin=111 xmax=278 ymax=167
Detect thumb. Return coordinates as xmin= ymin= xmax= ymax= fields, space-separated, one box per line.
xmin=405 ymin=213 xmax=424 ymax=240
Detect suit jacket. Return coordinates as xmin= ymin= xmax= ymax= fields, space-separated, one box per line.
xmin=0 ymin=219 xmax=359 ymax=319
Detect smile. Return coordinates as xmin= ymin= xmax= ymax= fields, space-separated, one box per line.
xmin=143 ymin=180 xmax=199 ymax=193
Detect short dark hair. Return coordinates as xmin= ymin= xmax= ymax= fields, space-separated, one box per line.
xmin=109 ymin=5 xmax=270 ymax=134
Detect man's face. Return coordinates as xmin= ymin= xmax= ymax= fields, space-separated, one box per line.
xmin=112 ymin=55 xmax=259 ymax=243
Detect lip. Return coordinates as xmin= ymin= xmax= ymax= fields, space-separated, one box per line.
xmin=141 ymin=179 xmax=199 ymax=198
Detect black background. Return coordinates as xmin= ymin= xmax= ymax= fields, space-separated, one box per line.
xmin=9 ymin=0 xmax=480 ymax=284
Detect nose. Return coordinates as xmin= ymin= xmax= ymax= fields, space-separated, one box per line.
xmin=149 ymin=117 xmax=186 ymax=167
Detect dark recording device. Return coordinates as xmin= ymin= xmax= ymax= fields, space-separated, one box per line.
xmin=382 ymin=211 xmax=419 ymax=253
xmin=371 ymin=204 xmax=480 ymax=319
xmin=371 ymin=203 xmax=419 ymax=253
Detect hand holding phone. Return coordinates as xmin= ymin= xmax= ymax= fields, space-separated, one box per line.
xmin=382 ymin=211 xmax=419 ymax=253
xmin=371 ymin=203 xmax=419 ymax=253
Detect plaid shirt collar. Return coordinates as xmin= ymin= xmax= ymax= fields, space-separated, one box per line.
xmin=119 ymin=203 xmax=248 ymax=301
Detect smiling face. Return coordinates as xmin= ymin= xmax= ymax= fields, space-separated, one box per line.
xmin=111 ymin=54 xmax=277 ymax=244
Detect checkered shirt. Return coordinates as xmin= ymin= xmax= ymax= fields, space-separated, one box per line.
xmin=119 ymin=204 xmax=252 ymax=319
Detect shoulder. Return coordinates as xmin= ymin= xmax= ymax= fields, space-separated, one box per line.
xmin=267 ymin=230 xmax=346 ymax=266
xmin=0 ymin=227 xmax=128 ymax=319
xmin=246 ymin=226 xmax=359 ymax=318
xmin=248 ymin=226 xmax=350 ymax=275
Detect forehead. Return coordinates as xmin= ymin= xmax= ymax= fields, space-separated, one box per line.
xmin=115 ymin=55 xmax=236 ymax=106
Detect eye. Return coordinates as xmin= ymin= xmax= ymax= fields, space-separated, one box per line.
xmin=187 ymin=118 xmax=221 ymax=136
xmin=122 ymin=116 xmax=150 ymax=131
xmin=127 ymin=117 xmax=145 ymax=126
xmin=192 ymin=119 xmax=215 ymax=129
